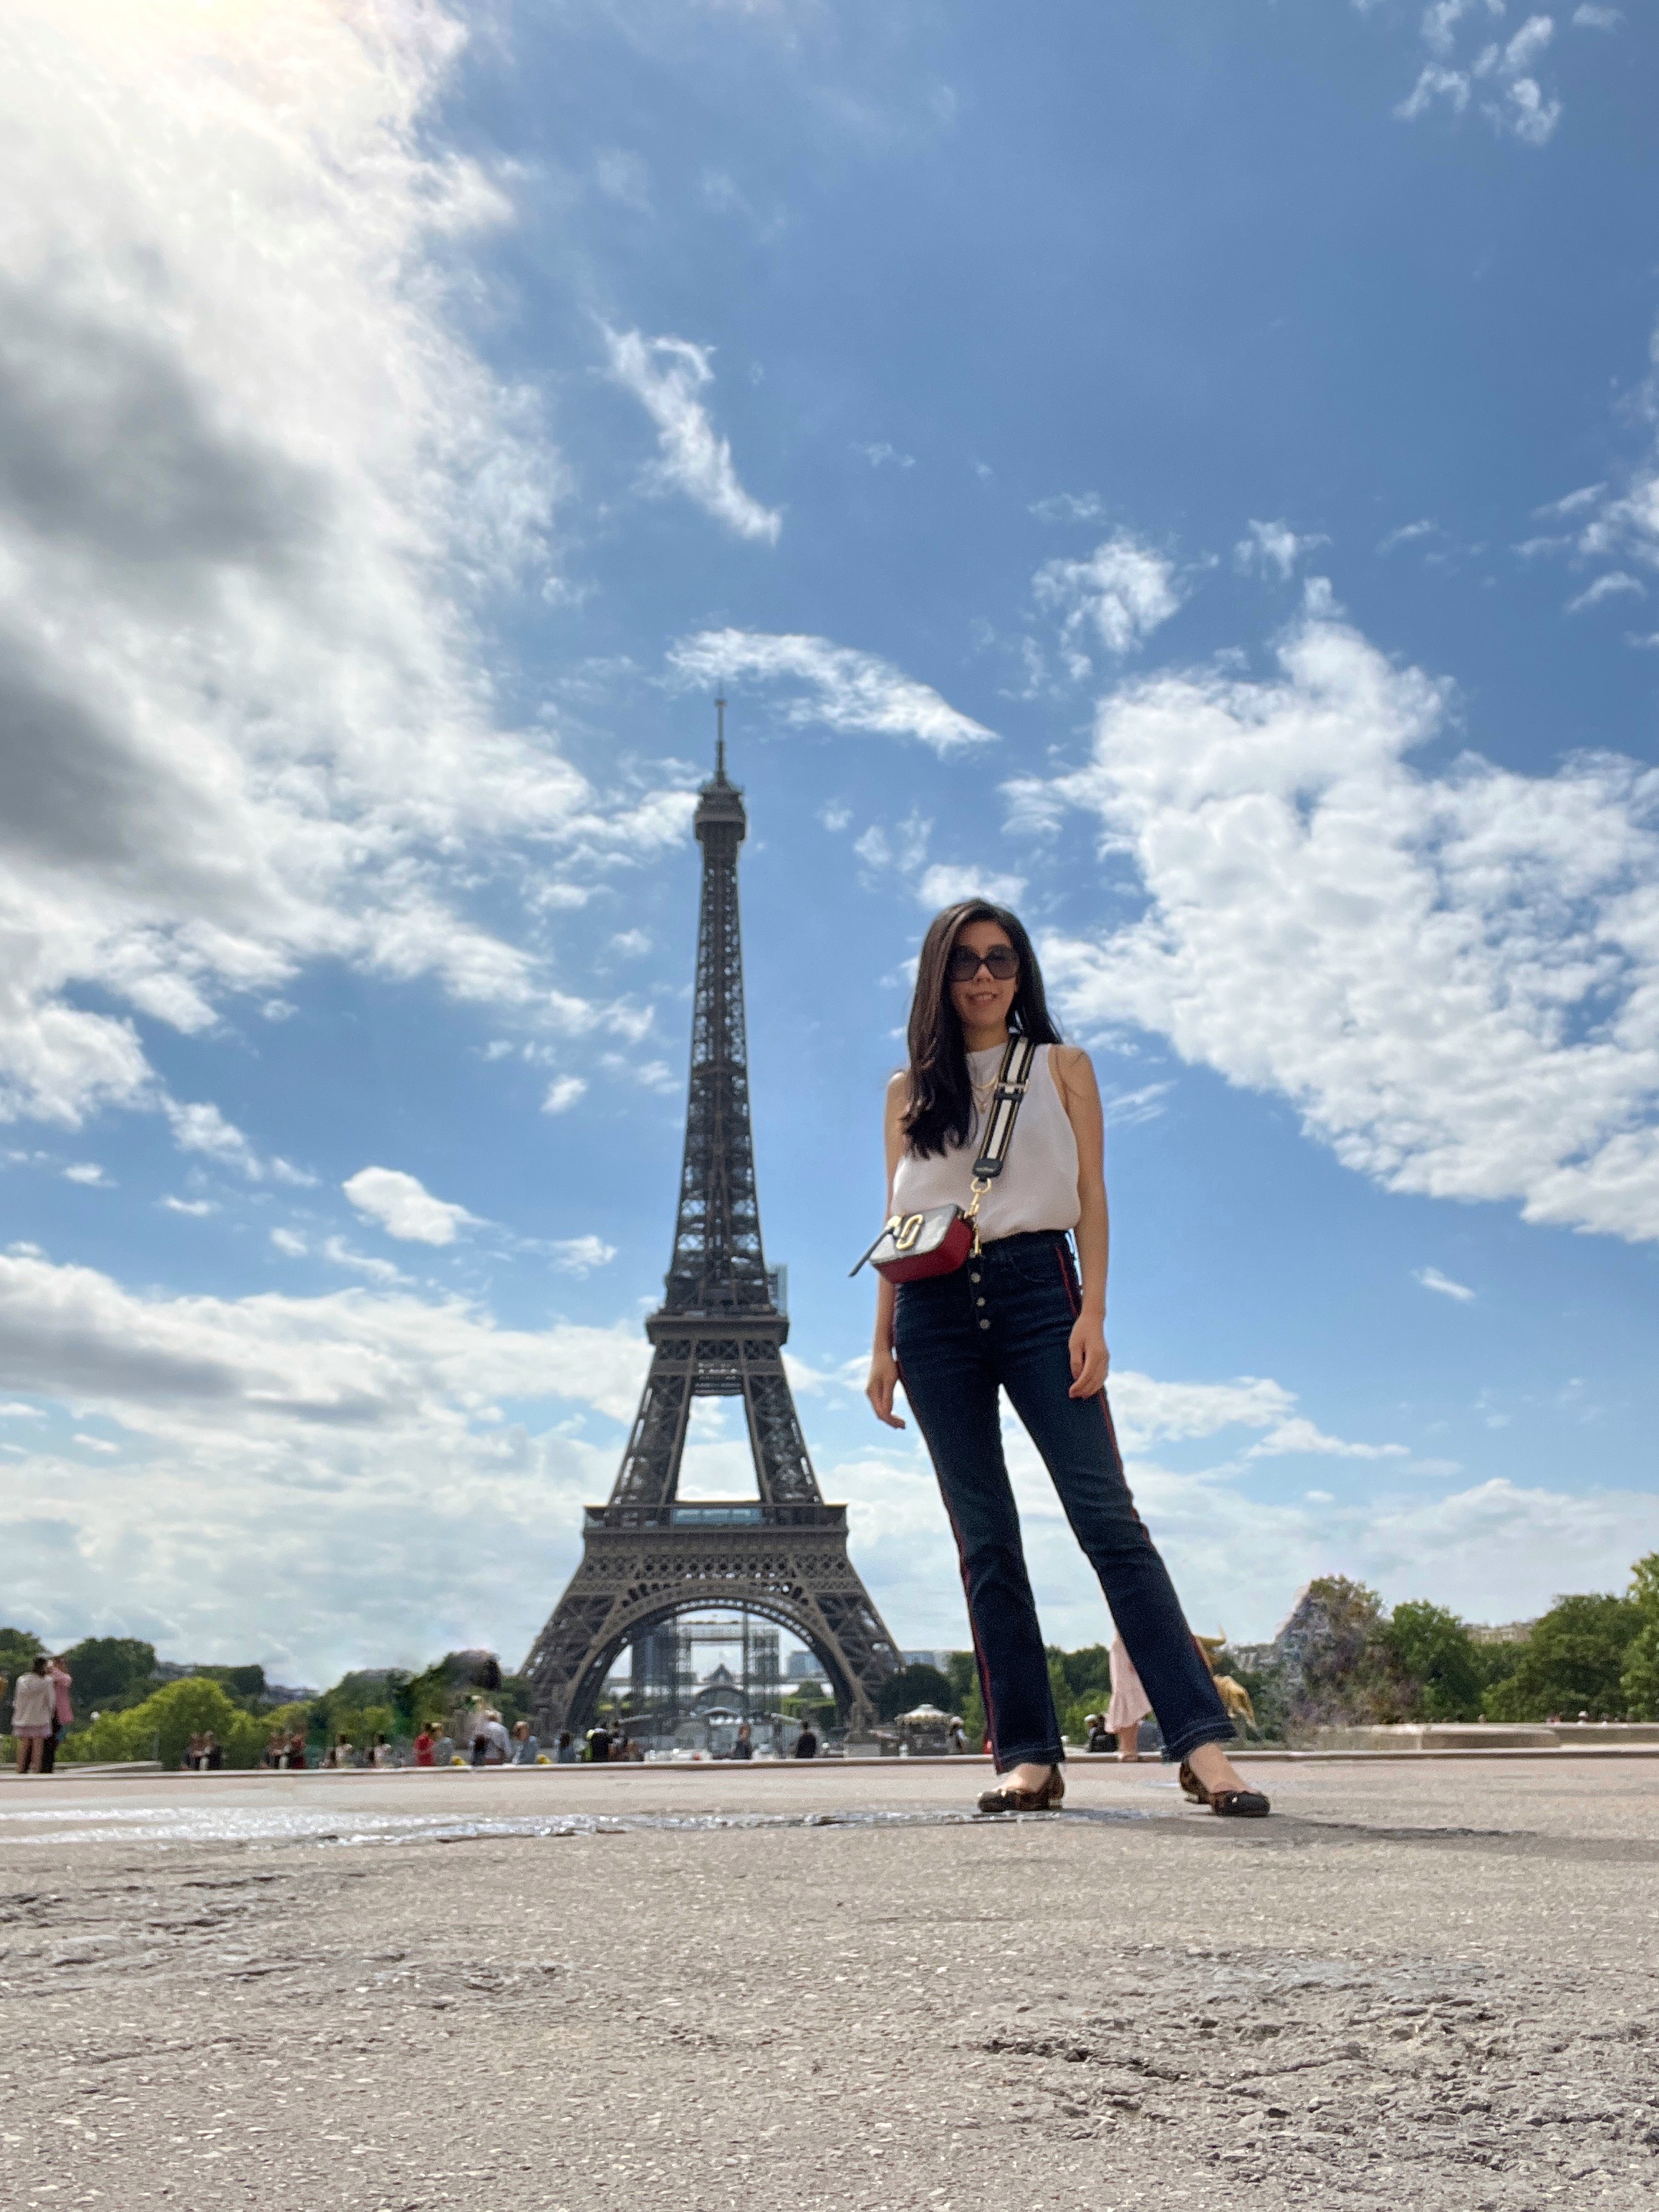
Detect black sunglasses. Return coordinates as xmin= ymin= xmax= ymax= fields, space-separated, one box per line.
xmin=947 ymin=943 xmax=1019 ymax=982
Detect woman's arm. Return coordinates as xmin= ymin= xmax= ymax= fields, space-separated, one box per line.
xmin=865 ymin=1072 xmax=909 ymax=1429
xmin=1052 ymin=1045 xmax=1110 ymax=1399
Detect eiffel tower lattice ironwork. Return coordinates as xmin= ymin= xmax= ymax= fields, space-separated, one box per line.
xmin=523 ymin=709 xmax=901 ymax=1737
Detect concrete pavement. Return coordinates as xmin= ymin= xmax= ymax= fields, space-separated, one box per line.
xmin=1 ymin=1755 xmax=1656 ymax=2208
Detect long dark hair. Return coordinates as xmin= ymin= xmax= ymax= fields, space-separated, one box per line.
xmin=903 ymin=900 xmax=1062 ymax=1158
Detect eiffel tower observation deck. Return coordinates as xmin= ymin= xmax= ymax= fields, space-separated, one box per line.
xmin=523 ymin=711 xmax=901 ymax=1739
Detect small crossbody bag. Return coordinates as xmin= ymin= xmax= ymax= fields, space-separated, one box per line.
xmin=850 ymin=1035 xmax=1039 ymax=1284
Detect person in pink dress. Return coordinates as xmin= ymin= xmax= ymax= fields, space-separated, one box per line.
xmin=41 ymin=1655 xmax=74 ymax=1774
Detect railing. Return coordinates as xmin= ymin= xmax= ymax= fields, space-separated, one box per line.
xmin=585 ymin=1502 xmax=847 ymax=1532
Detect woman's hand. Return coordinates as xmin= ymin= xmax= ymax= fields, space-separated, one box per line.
xmin=866 ymin=1347 xmax=907 ymax=1429
xmin=1067 ymin=1313 xmax=1110 ymax=1400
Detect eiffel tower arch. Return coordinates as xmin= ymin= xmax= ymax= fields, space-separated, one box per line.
xmin=524 ymin=710 xmax=901 ymax=1738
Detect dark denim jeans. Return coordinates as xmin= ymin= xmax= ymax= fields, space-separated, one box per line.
xmin=893 ymin=1231 xmax=1234 ymax=1772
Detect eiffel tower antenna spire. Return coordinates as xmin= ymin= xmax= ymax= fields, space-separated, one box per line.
xmin=523 ymin=705 xmax=900 ymax=1741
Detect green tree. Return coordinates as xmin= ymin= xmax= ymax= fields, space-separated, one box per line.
xmin=878 ymin=1663 xmax=953 ymax=1721
xmin=57 ymin=1638 xmax=158 ymax=1713
xmin=1484 ymin=1593 xmax=1641 ymax=1721
xmin=1620 ymin=1624 xmax=1659 ymax=1721
xmin=1384 ymin=1602 xmax=1483 ymax=1722
xmin=1617 ymin=1552 xmax=1659 ymax=1720
xmin=191 ymin=1664 xmax=269 ymax=1708
xmin=64 ymin=1678 xmax=271 ymax=1769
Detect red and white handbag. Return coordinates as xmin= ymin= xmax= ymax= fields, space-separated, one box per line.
xmin=850 ymin=1036 xmax=1037 ymax=1284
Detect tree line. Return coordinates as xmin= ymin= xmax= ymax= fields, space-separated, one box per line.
xmin=8 ymin=1559 xmax=1659 ymax=1768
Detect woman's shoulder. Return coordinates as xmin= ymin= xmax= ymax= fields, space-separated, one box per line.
xmin=1045 ymin=1041 xmax=1094 ymax=1082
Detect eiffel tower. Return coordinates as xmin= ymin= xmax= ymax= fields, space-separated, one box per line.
xmin=523 ymin=708 xmax=901 ymax=1739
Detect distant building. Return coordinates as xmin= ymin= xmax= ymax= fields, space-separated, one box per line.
xmin=1468 ymin=1620 xmax=1537 ymax=1645
xmin=901 ymin=1650 xmax=948 ymax=1671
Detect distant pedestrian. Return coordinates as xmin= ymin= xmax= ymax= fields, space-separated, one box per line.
xmin=555 ymin=1731 xmax=577 ymax=1764
xmin=1083 ymin=1711 xmax=1113 ymax=1754
xmin=41 ymin=1657 xmax=72 ymax=1774
xmin=793 ymin=1721 xmax=818 ymax=1759
xmin=11 ymin=1656 xmax=54 ymax=1774
xmin=587 ymin=1725 xmax=612 ymax=1764
xmin=511 ymin=1721 xmax=540 ymax=1765
xmin=730 ymin=1723 xmax=754 ymax=1761
xmin=201 ymin=1732 xmax=223 ymax=1771
xmin=262 ymin=1731 xmax=287 ymax=1769
xmin=286 ymin=1730 xmax=308 ymax=1771
xmin=947 ymin=1717 xmax=968 ymax=1754
xmin=433 ymin=1728 xmax=456 ymax=1766
xmin=371 ymin=1734 xmax=393 ymax=1769
xmin=414 ymin=1725 xmax=436 ymax=1768
xmin=1106 ymin=1638 xmax=1151 ymax=1761
xmin=324 ymin=1734 xmax=355 ymax=1771
xmin=181 ymin=1731 xmax=206 ymax=1773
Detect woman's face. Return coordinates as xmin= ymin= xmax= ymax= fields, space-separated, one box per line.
xmin=948 ymin=919 xmax=1019 ymax=1035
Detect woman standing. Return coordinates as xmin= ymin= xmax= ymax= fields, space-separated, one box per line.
xmin=865 ymin=901 xmax=1268 ymax=1819
xmin=11 ymin=1655 xmax=54 ymax=1774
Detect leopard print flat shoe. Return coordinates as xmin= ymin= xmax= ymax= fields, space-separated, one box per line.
xmin=976 ymin=1766 xmax=1065 ymax=1814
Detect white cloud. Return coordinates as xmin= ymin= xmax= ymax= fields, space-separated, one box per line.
xmin=1566 ymin=571 xmax=1644 ymax=614
xmin=852 ymin=814 xmax=1024 ymax=910
xmin=62 ymin=1163 xmax=108 ymax=1187
xmin=668 ymin=630 xmax=995 ymax=755
xmin=321 ymin=1236 xmax=410 ymax=1287
xmin=1394 ymin=5 xmax=1560 ymax=143
xmin=0 ymin=1246 xmax=649 ymax=1675
xmin=1032 ymin=532 xmax=1188 ymax=676
xmin=603 ymin=327 xmax=780 ymax=543
xmin=1500 ymin=14 xmax=1557 ymax=74
xmin=1571 ymin=5 xmax=1622 ymax=26
xmin=592 ymin=147 xmax=653 ymax=211
xmin=1104 ymin=1370 xmax=1403 ymax=1459
xmin=549 ymin=1235 xmax=618 ymax=1274
xmin=542 ymin=1074 xmax=588 ymax=1115
xmin=1029 ymin=492 xmax=1106 ymax=523
xmin=1397 ymin=64 xmax=1472 ymax=118
xmin=915 ymin=862 xmax=1028 ymax=909
xmin=1102 ymin=1081 xmax=1173 ymax=1127
xmin=1423 ymin=0 xmax=1481 ymax=57
xmin=163 ymin=1100 xmax=308 ymax=1186
xmin=1243 ymin=1416 xmax=1409 ymax=1462
xmin=1030 ymin=597 xmax=1659 ymax=1243
xmin=1378 ymin=518 xmax=1439 ymax=555
xmin=343 ymin=1165 xmax=476 ymax=1247
xmin=0 ymin=6 xmax=693 ymax=1143
xmin=270 ymin=1228 xmax=307 ymax=1259
xmin=1234 ymin=520 xmax=1325 ymax=581
xmin=853 ymin=442 xmax=915 ymax=469
xmin=161 ymin=1197 xmax=216 ymax=1218
xmin=1417 ymin=1265 xmax=1476 ymax=1301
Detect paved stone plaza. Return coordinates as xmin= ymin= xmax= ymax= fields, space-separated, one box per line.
xmin=2 ymin=1755 xmax=1657 ymax=2210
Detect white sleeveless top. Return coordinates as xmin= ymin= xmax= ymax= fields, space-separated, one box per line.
xmin=890 ymin=1043 xmax=1080 ymax=1240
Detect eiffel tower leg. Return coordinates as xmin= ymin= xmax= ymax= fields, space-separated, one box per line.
xmin=739 ymin=1341 xmax=820 ymax=1506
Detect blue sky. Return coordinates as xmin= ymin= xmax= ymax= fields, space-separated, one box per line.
xmin=1 ymin=0 xmax=1657 ymax=1683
